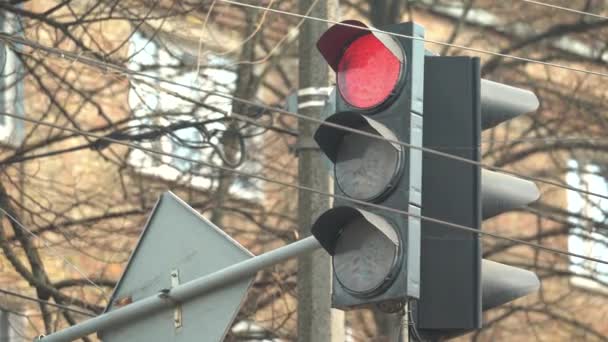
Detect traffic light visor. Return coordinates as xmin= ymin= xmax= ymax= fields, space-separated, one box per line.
xmin=333 ymin=214 xmax=400 ymax=295
xmin=311 ymin=206 xmax=399 ymax=255
xmin=315 ymin=112 xmax=403 ymax=201
xmin=317 ymin=20 xmax=405 ymax=110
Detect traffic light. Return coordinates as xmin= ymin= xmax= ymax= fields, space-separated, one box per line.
xmin=414 ymin=56 xmax=541 ymax=339
xmin=310 ymin=20 xmax=425 ymax=311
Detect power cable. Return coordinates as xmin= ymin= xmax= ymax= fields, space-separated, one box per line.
xmin=408 ymin=299 xmax=424 ymax=342
xmin=0 ymin=32 xmax=604 ymax=201
xmin=1 ymin=110 xmax=607 ymax=267
xmin=0 ymin=2 xmax=605 ymax=333
xmin=135 ymin=78 xmax=608 ymax=202
xmin=482 ymin=137 xmax=608 ymax=144
xmin=519 ymin=0 xmax=608 ymax=21
xmin=215 ymin=0 xmax=608 ymax=79
xmin=0 ymin=207 xmax=108 ymax=298
xmin=0 ymin=288 xmax=95 ymax=317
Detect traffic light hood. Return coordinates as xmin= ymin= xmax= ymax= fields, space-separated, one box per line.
xmin=317 ymin=20 xmax=404 ymax=72
xmin=313 ymin=112 xmax=400 ymax=163
xmin=481 ymin=259 xmax=540 ymax=311
xmin=419 ymin=259 xmax=540 ymax=340
xmin=481 ymin=169 xmax=540 ymax=219
xmin=480 ymin=79 xmax=540 ymax=129
xmin=310 ymin=206 xmax=398 ymax=255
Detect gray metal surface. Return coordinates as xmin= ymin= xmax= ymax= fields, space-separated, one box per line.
xmin=418 ymin=56 xmax=482 ymax=331
xmin=417 ymin=57 xmax=541 ymax=341
xmin=481 ymin=259 xmax=540 ymax=311
xmin=481 ymin=169 xmax=540 ymax=219
xmin=421 ymin=259 xmax=540 ymax=341
xmin=99 ymin=192 xmax=254 ymax=342
xmin=480 ymin=79 xmax=539 ymax=129
xmin=0 ymin=310 xmax=9 ymax=342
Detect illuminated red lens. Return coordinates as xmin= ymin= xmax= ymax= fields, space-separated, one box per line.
xmin=337 ymin=34 xmax=402 ymax=110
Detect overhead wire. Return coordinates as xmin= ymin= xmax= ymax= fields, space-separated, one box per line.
xmin=161 ymin=85 xmax=608 ymax=202
xmin=0 ymin=288 xmax=95 ymax=317
xmin=0 ymin=2 xmax=606 ymax=274
xmin=131 ymin=74 xmax=608 ymax=201
xmin=0 ymin=1 xmax=604 ymax=332
xmin=215 ymin=0 xmax=608 ymax=79
xmin=1 ymin=32 xmax=606 ymax=202
xmin=227 ymin=0 xmax=319 ymax=67
xmin=482 ymin=137 xmax=608 ymax=144
xmin=518 ymin=0 xmax=608 ymax=21
xmin=0 ymin=207 xmax=108 ymax=298
xmin=1 ymin=110 xmax=607 ymax=268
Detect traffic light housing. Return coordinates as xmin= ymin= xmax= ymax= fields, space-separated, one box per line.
xmin=415 ymin=56 xmax=541 ymax=339
xmin=310 ymin=20 xmax=425 ymax=311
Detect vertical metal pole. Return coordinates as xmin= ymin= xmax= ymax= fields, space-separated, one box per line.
xmin=0 ymin=310 xmax=10 ymax=342
xmin=297 ymin=0 xmax=344 ymax=340
xmin=401 ymin=307 xmax=409 ymax=342
xmin=383 ymin=309 xmax=409 ymax=342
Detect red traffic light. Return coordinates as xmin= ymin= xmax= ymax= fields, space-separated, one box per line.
xmin=317 ymin=20 xmax=405 ymax=110
xmin=337 ymin=34 xmax=403 ymax=109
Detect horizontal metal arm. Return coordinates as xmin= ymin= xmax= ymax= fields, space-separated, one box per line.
xmin=38 ymin=237 xmax=321 ymax=342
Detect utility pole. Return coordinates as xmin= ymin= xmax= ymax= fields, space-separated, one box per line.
xmin=296 ymin=0 xmax=345 ymax=341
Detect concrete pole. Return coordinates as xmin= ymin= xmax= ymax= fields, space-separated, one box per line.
xmin=296 ymin=0 xmax=345 ymax=341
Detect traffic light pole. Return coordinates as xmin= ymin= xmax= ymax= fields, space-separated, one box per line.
xmin=388 ymin=311 xmax=409 ymax=342
xmin=296 ymin=0 xmax=345 ymax=341
xmin=36 ymin=237 xmax=322 ymax=342
xmin=400 ymin=312 xmax=409 ymax=342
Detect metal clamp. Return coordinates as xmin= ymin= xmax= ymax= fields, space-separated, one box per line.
xmin=290 ymin=137 xmax=321 ymax=155
xmin=171 ymin=269 xmax=182 ymax=329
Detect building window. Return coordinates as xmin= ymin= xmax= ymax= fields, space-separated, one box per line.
xmin=127 ymin=31 xmax=263 ymax=200
xmin=0 ymin=11 xmax=24 ymax=147
xmin=566 ymin=160 xmax=608 ymax=290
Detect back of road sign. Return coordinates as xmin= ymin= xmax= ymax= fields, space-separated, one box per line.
xmin=99 ymin=192 xmax=254 ymax=342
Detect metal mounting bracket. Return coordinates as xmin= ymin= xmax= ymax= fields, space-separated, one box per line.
xmin=171 ymin=269 xmax=182 ymax=329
